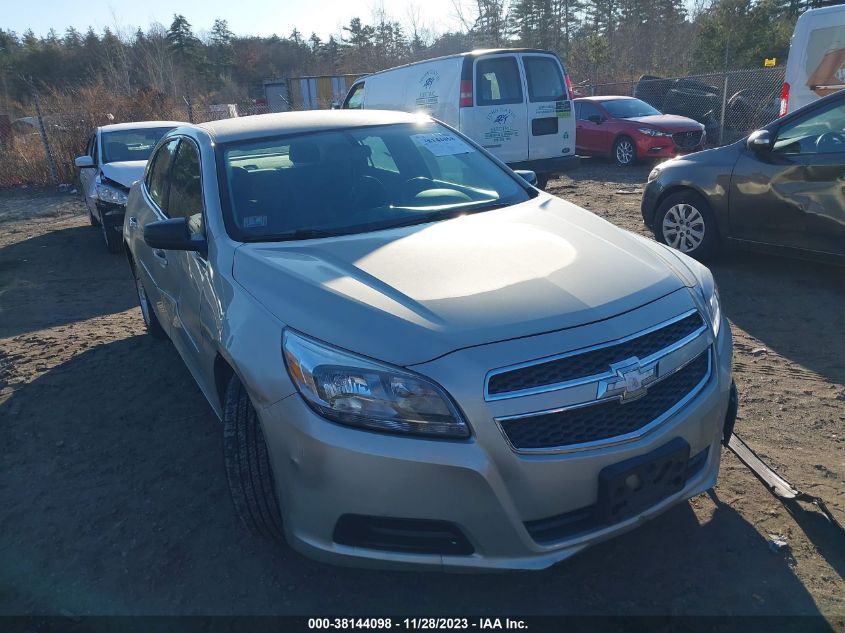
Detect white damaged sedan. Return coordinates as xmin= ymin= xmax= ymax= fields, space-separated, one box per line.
xmin=123 ymin=110 xmax=735 ymax=570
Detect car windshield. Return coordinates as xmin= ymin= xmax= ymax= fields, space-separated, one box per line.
xmin=102 ymin=127 xmax=176 ymax=163
xmin=602 ymin=99 xmax=662 ymax=119
xmin=218 ymin=121 xmax=533 ymax=241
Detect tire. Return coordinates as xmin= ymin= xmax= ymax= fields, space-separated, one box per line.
xmin=88 ymin=206 xmax=100 ymax=227
xmin=536 ymin=174 xmax=549 ymax=190
xmin=222 ymin=374 xmax=285 ymax=542
xmin=101 ymin=218 xmax=121 ymax=254
xmin=131 ymin=259 xmax=168 ymax=339
xmin=654 ymin=191 xmax=719 ymax=261
xmin=613 ymin=136 xmax=637 ymax=166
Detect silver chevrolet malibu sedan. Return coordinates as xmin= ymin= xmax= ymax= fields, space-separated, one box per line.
xmin=123 ymin=110 xmax=736 ymax=570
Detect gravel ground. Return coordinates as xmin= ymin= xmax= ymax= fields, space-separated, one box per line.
xmin=0 ymin=167 xmax=843 ymax=621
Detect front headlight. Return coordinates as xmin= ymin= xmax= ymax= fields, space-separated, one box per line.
xmin=638 ymin=127 xmax=672 ymax=137
xmin=648 ymin=166 xmax=662 ymax=182
xmin=95 ymin=182 xmax=128 ymax=206
xmin=282 ymin=329 xmax=469 ymax=438
xmin=704 ymin=286 xmax=722 ymax=337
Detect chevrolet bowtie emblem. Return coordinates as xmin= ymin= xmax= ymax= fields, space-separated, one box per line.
xmin=597 ymin=357 xmax=659 ymax=402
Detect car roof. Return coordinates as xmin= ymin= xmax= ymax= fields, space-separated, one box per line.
xmin=99 ymin=121 xmax=186 ymax=132
xmin=195 ymin=110 xmax=432 ymax=143
xmin=574 ymin=96 xmax=636 ymax=102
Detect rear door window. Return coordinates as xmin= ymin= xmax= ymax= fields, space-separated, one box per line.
xmin=475 ymin=57 xmax=523 ymax=106
xmin=578 ymin=102 xmax=601 ymax=120
xmin=523 ymin=56 xmax=567 ymax=102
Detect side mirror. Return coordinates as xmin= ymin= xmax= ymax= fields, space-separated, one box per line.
xmin=746 ymin=129 xmax=772 ymax=152
xmin=588 ymin=114 xmax=604 ymax=125
xmin=514 ymin=169 xmax=538 ymax=187
xmin=75 ymin=155 xmax=95 ymax=168
xmin=143 ymin=217 xmax=207 ymax=254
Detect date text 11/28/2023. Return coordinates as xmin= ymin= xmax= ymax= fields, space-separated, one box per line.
xmin=307 ymin=618 xmax=529 ymax=630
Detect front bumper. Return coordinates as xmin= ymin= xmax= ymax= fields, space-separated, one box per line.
xmin=259 ymin=300 xmax=733 ymax=571
xmin=641 ymin=177 xmax=664 ymax=229
xmin=635 ymin=135 xmax=704 ymax=160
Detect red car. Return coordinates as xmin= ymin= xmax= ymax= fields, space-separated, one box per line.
xmin=575 ymin=96 xmax=706 ymax=166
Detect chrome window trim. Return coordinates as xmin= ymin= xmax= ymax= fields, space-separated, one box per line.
xmin=494 ymin=347 xmax=712 ymax=455
xmin=484 ymin=308 xmax=704 ymax=401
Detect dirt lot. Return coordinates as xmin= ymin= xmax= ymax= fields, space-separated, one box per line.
xmin=0 ymin=163 xmax=843 ymax=621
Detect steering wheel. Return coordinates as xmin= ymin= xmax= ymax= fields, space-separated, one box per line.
xmin=816 ymin=131 xmax=845 ymax=152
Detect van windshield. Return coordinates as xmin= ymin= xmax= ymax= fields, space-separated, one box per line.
xmin=217 ymin=121 xmax=533 ymax=242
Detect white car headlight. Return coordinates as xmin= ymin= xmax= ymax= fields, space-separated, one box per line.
xmin=95 ymin=182 xmax=128 ymax=206
xmin=704 ymin=286 xmax=721 ymax=337
xmin=282 ymin=329 xmax=469 ymax=438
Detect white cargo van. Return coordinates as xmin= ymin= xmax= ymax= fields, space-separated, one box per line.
xmin=781 ymin=5 xmax=845 ymax=115
xmin=342 ymin=49 xmax=578 ymax=187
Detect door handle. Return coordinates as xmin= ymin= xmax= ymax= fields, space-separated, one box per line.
xmin=153 ymin=249 xmax=168 ymax=266
xmin=128 ymin=216 xmax=138 ymax=229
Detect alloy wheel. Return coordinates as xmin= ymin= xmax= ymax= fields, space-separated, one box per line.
xmin=615 ymin=139 xmax=634 ymax=165
xmin=662 ymin=203 xmax=706 ymax=253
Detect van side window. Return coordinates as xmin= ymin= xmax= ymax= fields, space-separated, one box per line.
xmin=345 ymin=83 xmax=365 ymax=109
xmin=476 ymin=58 xmax=523 ymax=106
xmin=524 ymin=56 xmax=567 ymax=102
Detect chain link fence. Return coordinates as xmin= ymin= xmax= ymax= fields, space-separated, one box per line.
xmin=580 ymin=66 xmax=785 ymax=147
xmin=1 ymin=67 xmax=787 ymax=188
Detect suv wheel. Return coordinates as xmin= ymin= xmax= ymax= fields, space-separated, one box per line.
xmin=222 ymin=374 xmax=285 ymax=542
xmin=614 ymin=136 xmax=637 ymax=166
xmin=655 ymin=191 xmax=719 ymax=260
xmin=88 ymin=207 xmax=100 ymax=227
xmin=131 ymin=260 xmax=167 ymax=339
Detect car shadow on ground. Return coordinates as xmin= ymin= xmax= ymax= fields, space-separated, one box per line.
xmin=710 ymin=249 xmax=845 ymax=385
xmin=0 ymin=335 xmax=831 ymax=618
xmin=0 ymin=223 xmax=136 ymax=339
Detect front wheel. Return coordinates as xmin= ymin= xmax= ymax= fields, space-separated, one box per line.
xmin=222 ymin=374 xmax=285 ymax=542
xmin=654 ymin=191 xmax=719 ymax=260
xmin=535 ymin=174 xmax=549 ymax=190
xmin=613 ymin=136 xmax=637 ymax=166
xmin=101 ymin=219 xmax=121 ymax=254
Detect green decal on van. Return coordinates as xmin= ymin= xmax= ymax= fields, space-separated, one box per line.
xmin=555 ymin=101 xmax=572 ymax=118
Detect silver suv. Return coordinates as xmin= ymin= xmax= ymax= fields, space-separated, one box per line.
xmin=123 ymin=110 xmax=735 ymax=570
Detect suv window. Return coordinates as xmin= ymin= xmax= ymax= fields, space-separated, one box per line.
xmin=774 ymin=102 xmax=845 ymax=155
xmin=167 ymin=139 xmax=204 ymax=235
xmin=523 ymin=56 xmax=566 ymax=102
xmin=345 ymin=83 xmax=365 ymax=109
xmin=146 ymin=139 xmax=179 ymax=212
xmin=476 ymin=57 xmax=523 ymax=106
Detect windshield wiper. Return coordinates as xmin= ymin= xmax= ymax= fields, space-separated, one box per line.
xmin=269 ymin=229 xmax=346 ymax=242
xmin=366 ymin=201 xmax=512 ymax=233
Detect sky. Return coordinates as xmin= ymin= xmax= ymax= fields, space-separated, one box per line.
xmin=3 ymin=0 xmax=469 ymax=42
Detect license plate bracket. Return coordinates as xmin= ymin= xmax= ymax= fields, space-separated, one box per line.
xmin=597 ymin=437 xmax=690 ymax=525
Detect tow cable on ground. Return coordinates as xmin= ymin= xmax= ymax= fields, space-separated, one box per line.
xmin=726 ymin=433 xmax=844 ymax=537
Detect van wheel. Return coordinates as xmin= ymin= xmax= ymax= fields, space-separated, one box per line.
xmin=88 ymin=207 xmax=100 ymax=227
xmin=536 ymin=174 xmax=549 ymax=190
xmin=222 ymin=374 xmax=285 ymax=542
xmin=614 ymin=136 xmax=637 ymax=166
xmin=655 ymin=191 xmax=719 ymax=260
xmin=131 ymin=260 xmax=168 ymax=340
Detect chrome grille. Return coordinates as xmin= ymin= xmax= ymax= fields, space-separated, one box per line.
xmin=498 ymin=350 xmax=710 ymax=451
xmin=486 ymin=311 xmax=704 ymax=399
xmin=672 ymin=130 xmax=703 ymax=149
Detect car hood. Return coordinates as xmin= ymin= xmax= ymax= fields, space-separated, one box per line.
xmin=625 ymin=114 xmax=703 ymax=132
xmin=101 ymin=161 xmax=147 ymax=188
xmin=233 ymin=197 xmax=687 ymax=366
